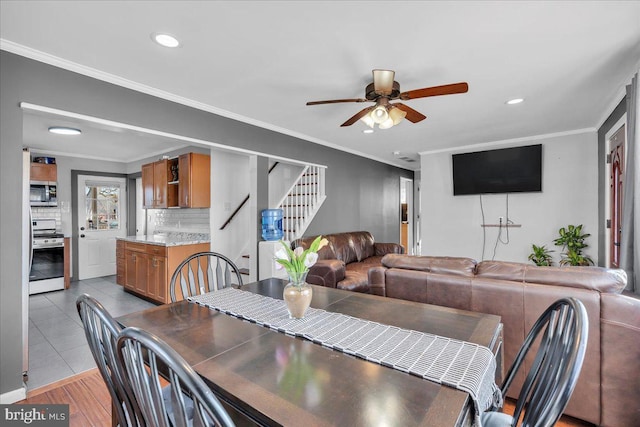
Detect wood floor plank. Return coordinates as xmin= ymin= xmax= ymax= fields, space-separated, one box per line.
xmin=65 ymin=380 xmax=111 ymax=426
xmin=82 ymin=372 xmax=112 ymax=413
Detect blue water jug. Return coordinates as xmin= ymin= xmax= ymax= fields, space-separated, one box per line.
xmin=261 ymin=209 xmax=283 ymax=241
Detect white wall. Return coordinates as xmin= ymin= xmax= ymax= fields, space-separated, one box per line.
xmin=209 ymin=150 xmax=251 ymax=263
xmin=269 ymin=162 xmax=304 ymax=207
xmin=420 ymin=132 xmax=599 ymax=264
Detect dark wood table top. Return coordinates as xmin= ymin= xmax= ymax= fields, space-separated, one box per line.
xmin=117 ymin=278 xmax=502 ymax=426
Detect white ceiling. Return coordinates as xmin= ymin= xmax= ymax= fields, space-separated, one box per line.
xmin=2 ymin=1 xmax=640 ymax=169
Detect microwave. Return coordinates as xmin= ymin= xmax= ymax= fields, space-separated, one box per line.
xmin=30 ymin=181 xmax=57 ymax=206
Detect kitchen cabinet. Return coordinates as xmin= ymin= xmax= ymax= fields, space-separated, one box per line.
xmin=141 ymin=153 xmax=209 ymax=209
xmin=30 ymin=163 xmax=57 ymax=182
xmin=119 ymin=240 xmax=209 ymax=304
xmin=141 ymin=159 xmax=178 ymax=208
xmin=178 ymin=153 xmax=210 ymax=208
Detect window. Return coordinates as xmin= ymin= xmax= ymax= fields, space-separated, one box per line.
xmin=84 ymin=182 xmax=121 ymax=230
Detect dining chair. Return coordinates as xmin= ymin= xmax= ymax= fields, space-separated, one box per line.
xmin=116 ymin=326 xmax=236 ymax=427
xmin=76 ymin=294 xmax=143 ymax=427
xmin=170 ymin=251 xmax=244 ymax=302
xmin=482 ymin=297 xmax=589 ymax=427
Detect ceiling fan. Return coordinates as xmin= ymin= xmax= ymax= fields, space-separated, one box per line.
xmin=306 ymin=69 xmax=468 ymax=129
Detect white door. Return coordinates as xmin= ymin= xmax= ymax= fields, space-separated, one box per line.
xmin=77 ymin=175 xmax=127 ymax=279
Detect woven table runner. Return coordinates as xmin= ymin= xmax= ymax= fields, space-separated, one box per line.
xmin=189 ymin=288 xmax=502 ymax=426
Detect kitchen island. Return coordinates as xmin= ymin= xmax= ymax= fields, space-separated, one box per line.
xmin=116 ymin=234 xmax=210 ymax=304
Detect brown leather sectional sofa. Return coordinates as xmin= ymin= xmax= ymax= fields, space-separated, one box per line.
xmin=292 ymin=231 xmax=404 ymax=292
xmin=368 ymin=254 xmax=639 ymax=426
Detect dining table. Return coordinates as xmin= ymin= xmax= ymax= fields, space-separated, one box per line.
xmin=117 ymin=278 xmax=503 ymax=427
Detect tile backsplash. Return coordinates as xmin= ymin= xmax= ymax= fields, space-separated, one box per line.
xmin=147 ymin=208 xmax=210 ymax=236
xmin=31 ymin=207 xmax=62 ymax=230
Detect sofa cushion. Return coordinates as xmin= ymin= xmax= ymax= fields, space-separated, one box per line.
xmin=293 ymin=235 xmax=337 ymax=260
xmin=337 ymin=270 xmax=369 ymax=292
xmin=350 ymin=231 xmax=375 ymax=261
xmin=475 ymin=261 xmax=527 ymax=281
xmin=523 ymin=265 xmax=627 ymax=293
xmin=477 ymin=261 xmax=627 ymax=293
xmin=382 ymin=254 xmax=477 ymax=277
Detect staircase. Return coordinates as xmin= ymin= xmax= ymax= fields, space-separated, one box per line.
xmin=277 ymin=165 xmax=327 ymax=242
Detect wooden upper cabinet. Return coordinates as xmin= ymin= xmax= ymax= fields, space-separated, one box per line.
xmin=153 ymin=160 xmax=168 ymax=208
xmin=141 ymin=159 xmax=178 ymax=208
xmin=30 ymin=163 xmax=57 ymax=182
xmin=141 ymin=153 xmax=209 ymax=209
xmin=141 ymin=163 xmax=155 ymax=208
xmin=179 ymin=153 xmax=210 ymax=208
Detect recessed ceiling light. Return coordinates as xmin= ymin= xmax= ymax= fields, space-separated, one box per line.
xmin=48 ymin=126 xmax=81 ymax=135
xmin=506 ymin=98 xmax=524 ymax=105
xmin=363 ymin=129 xmax=374 ymax=134
xmin=152 ymin=33 xmax=180 ymax=48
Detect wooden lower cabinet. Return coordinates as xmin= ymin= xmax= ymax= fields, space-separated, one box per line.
xmin=118 ymin=240 xmax=209 ymax=304
xmin=147 ymin=255 xmax=167 ymax=302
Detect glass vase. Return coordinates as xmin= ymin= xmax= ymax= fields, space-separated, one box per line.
xmin=283 ymin=271 xmax=312 ymax=319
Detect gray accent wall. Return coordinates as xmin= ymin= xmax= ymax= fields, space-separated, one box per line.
xmin=0 ymin=51 xmax=412 ymax=397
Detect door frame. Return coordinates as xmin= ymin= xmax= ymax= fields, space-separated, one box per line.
xmin=71 ymin=170 xmax=128 ymax=281
xmin=400 ymin=177 xmax=415 ymax=255
xmin=604 ymin=114 xmax=626 ymax=268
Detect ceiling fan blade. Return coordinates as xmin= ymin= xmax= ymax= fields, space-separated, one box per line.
xmin=306 ymin=98 xmax=368 ymax=106
xmin=399 ymin=82 xmax=469 ymax=100
xmin=341 ymin=107 xmax=374 ymax=127
xmin=393 ymin=103 xmax=427 ymax=123
xmin=373 ymin=69 xmax=395 ymax=95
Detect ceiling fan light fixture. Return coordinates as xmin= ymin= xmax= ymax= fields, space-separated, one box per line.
xmin=360 ymin=114 xmax=375 ymax=128
xmin=379 ymin=118 xmax=395 ymax=130
xmin=388 ymin=107 xmax=407 ymax=125
xmin=371 ymin=105 xmax=389 ymax=124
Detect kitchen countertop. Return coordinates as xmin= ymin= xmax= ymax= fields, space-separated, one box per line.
xmin=117 ymin=234 xmax=210 ymax=247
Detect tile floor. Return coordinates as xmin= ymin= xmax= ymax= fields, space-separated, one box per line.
xmin=27 ymin=275 xmax=156 ymax=390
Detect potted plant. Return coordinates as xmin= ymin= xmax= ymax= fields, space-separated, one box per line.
xmin=553 ymin=224 xmax=594 ymax=266
xmin=275 ymin=235 xmax=328 ymax=318
xmin=528 ymin=244 xmax=554 ymax=266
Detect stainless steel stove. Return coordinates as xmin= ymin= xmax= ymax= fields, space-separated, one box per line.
xmin=29 ymin=218 xmax=65 ymax=294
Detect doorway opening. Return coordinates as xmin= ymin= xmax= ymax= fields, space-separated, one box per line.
xmin=605 ymin=116 xmax=626 ymax=268
xmin=400 ymin=177 xmax=414 ymax=254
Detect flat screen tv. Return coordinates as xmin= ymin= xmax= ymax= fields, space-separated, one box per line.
xmin=452 ymin=144 xmax=542 ymax=195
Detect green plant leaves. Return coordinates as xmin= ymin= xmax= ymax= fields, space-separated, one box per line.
xmin=551 ymin=224 xmax=593 ymax=266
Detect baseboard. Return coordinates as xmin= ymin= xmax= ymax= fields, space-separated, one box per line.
xmin=0 ymin=385 xmax=27 ymax=404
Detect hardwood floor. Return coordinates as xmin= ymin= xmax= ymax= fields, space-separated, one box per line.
xmin=16 ymin=369 xmax=595 ymax=427
xmin=17 ymin=369 xmax=111 ymax=427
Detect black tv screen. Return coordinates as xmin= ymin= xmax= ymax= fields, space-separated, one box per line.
xmin=452 ymin=144 xmax=542 ymax=195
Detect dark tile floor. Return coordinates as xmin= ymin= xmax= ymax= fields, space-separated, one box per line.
xmin=27 ymin=275 xmax=156 ymax=390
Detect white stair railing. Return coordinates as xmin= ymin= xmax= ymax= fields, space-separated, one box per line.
xmin=276 ymin=165 xmax=327 ymax=242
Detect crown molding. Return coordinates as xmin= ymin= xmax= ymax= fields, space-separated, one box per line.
xmin=418 ymin=128 xmax=596 ymax=156
xmin=2 ymin=39 xmax=410 ymax=170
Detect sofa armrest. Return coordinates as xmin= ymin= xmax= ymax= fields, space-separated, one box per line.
xmin=374 ymin=242 xmax=405 ymax=256
xmin=307 ymin=259 xmax=346 ymax=288
xmin=368 ymin=266 xmax=387 ymax=296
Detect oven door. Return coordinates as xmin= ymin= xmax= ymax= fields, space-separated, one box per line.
xmin=29 ymin=245 xmax=65 ymax=294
